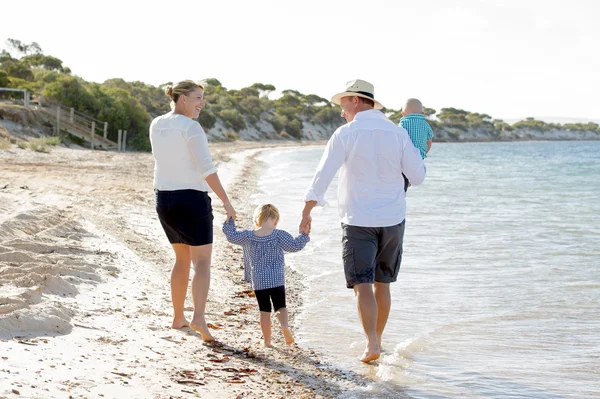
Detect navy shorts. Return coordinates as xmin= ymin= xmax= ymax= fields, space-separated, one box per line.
xmin=341 ymin=220 xmax=405 ymax=289
xmin=254 ymin=286 xmax=286 ymax=312
xmin=155 ymin=189 xmax=214 ymax=246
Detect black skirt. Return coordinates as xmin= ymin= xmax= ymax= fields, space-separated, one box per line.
xmin=155 ymin=189 xmax=214 ymax=246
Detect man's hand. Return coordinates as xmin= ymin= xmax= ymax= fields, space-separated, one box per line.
xmin=300 ymin=214 xmax=312 ymax=235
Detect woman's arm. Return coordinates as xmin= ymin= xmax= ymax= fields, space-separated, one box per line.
xmin=187 ymin=122 xmax=236 ymax=221
xmin=206 ymin=173 xmax=236 ymax=221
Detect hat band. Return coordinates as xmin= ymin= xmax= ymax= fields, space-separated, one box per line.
xmin=348 ymin=90 xmax=374 ymax=99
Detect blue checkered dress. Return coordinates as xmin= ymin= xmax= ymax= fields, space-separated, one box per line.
xmin=399 ymin=114 xmax=434 ymax=159
xmin=222 ymin=218 xmax=309 ymax=290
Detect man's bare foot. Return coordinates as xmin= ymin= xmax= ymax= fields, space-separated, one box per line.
xmin=282 ymin=328 xmax=295 ymax=345
xmin=172 ymin=317 xmax=189 ymax=329
xmin=190 ymin=320 xmax=215 ymax=342
xmin=360 ymin=344 xmax=381 ymax=363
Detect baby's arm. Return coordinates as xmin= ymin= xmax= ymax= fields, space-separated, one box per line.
xmin=426 ymin=123 xmax=434 ymax=154
xmin=222 ymin=218 xmax=250 ymax=245
xmin=278 ymin=230 xmax=310 ymax=252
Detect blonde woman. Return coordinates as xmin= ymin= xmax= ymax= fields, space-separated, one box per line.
xmin=150 ymin=80 xmax=236 ymax=341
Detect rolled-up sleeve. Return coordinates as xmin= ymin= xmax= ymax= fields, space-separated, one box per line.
xmin=186 ymin=122 xmax=218 ymax=180
xmin=303 ymin=129 xmax=345 ymax=206
xmin=401 ymin=133 xmax=427 ymax=186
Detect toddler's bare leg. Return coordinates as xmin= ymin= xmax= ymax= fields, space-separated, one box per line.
xmin=260 ymin=311 xmax=272 ymax=347
xmin=277 ymin=308 xmax=294 ymax=345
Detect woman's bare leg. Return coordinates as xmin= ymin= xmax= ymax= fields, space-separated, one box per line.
xmin=170 ymin=244 xmax=191 ymax=329
xmin=189 ymin=244 xmax=214 ymax=341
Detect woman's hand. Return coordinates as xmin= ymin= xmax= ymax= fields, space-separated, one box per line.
xmin=224 ymin=202 xmax=236 ymax=222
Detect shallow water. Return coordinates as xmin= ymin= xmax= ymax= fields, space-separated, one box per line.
xmin=253 ymin=141 xmax=600 ymax=398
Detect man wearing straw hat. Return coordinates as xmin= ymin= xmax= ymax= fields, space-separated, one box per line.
xmin=300 ymin=79 xmax=426 ymax=363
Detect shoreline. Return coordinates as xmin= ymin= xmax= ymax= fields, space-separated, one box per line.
xmin=0 ymin=140 xmax=365 ymax=399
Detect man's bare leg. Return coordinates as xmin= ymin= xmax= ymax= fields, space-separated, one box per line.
xmin=276 ymin=308 xmax=294 ymax=345
xmin=170 ymin=244 xmax=191 ymax=329
xmin=260 ymin=311 xmax=273 ymax=347
xmin=354 ymin=283 xmax=380 ymax=362
xmin=189 ymin=244 xmax=214 ymax=342
xmin=374 ymin=282 xmax=391 ymax=348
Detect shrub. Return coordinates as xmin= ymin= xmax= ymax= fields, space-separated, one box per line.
xmin=218 ymin=109 xmax=246 ymax=131
xmin=198 ymin=109 xmax=217 ymax=130
xmin=0 ymin=138 xmax=11 ymax=149
xmin=284 ymin=119 xmax=303 ymax=139
xmin=224 ymin=131 xmax=239 ymax=141
xmin=28 ymin=138 xmax=50 ymax=152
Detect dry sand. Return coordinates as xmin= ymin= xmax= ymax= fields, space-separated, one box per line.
xmin=0 ymin=141 xmax=366 ymax=398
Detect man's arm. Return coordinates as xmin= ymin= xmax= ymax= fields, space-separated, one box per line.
xmin=426 ymin=139 xmax=433 ymax=154
xmin=300 ymin=130 xmax=345 ymax=232
xmin=300 ymin=201 xmax=317 ymax=234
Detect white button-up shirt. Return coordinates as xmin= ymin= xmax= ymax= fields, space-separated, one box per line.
xmin=150 ymin=111 xmax=217 ymax=192
xmin=304 ymin=109 xmax=426 ymax=227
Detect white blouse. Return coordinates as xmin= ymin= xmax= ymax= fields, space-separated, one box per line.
xmin=150 ymin=111 xmax=217 ymax=192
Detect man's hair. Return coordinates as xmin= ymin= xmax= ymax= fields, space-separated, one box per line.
xmin=357 ymin=96 xmax=375 ymax=108
xmin=254 ymin=204 xmax=280 ymax=226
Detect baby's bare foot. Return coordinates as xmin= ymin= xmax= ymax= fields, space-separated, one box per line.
xmin=282 ymin=328 xmax=295 ymax=345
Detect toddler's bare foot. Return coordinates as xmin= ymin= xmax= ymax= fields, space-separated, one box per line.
xmin=360 ymin=343 xmax=381 ymax=363
xmin=172 ymin=317 xmax=189 ymax=329
xmin=282 ymin=328 xmax=295 ymax=345
xmin=190 ymin=319 xmax=215 ymax=342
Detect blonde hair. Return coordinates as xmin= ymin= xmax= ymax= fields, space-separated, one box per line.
xmin=164 ymin=80 xmax=205 ymax=109
xmin=254 ymin=204 xmax=280 ymax=226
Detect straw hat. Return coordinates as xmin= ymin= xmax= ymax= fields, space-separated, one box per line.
xmin=331 ymin=79 xmax=384 ymax=110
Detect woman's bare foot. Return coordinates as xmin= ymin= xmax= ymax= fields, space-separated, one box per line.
xmin=190 ymin=319 xmax=215 ymax=342
xmin=172 ymin=317 xmax=190 ymax=329
xmin=282 ymin=328 xmax=295 ymax=345
xmin=360 ymin=343 xmax=381 ymax=363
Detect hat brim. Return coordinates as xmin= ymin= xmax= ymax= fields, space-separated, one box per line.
xmin=331 ymin=91 xmax=384 ymax=110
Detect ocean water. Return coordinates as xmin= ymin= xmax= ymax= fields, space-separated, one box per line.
xmin=252 ymin=141 xmax=600 ymax=399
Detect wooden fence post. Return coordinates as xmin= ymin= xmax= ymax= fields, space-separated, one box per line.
xmin=118 ymin=129 xmax=122 ymax=151
xmin=103 ymin=122 xmax=108 ymax=139
xmin=91 ymin=121 xmax=95 ymax=150
xmin=70 ymin=108 xmax=74 ymax=123
xmin=123 ymin=130 xmax=127 ymax=152
xmin=56 ymin=106 xmax=61 ymax=134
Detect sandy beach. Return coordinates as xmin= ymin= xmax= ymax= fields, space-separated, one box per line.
xmin=0 ymin=141 xmax=366 ymax=399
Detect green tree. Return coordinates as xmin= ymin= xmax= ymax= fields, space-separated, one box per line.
xmin=0 ymin=70 xmax=9 ymax=87
xmin=218 ymin=109 xmax=246 ymax=131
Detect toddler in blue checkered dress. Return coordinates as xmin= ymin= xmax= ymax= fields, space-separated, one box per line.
xmin=223 ymin=204 xmax=309 ymax=347
xmin=399 ymin=98 xmax=434 ymax=191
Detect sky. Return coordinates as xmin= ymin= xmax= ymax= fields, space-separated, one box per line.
xmin=2 ymin=0 xmax=599 ymax=122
